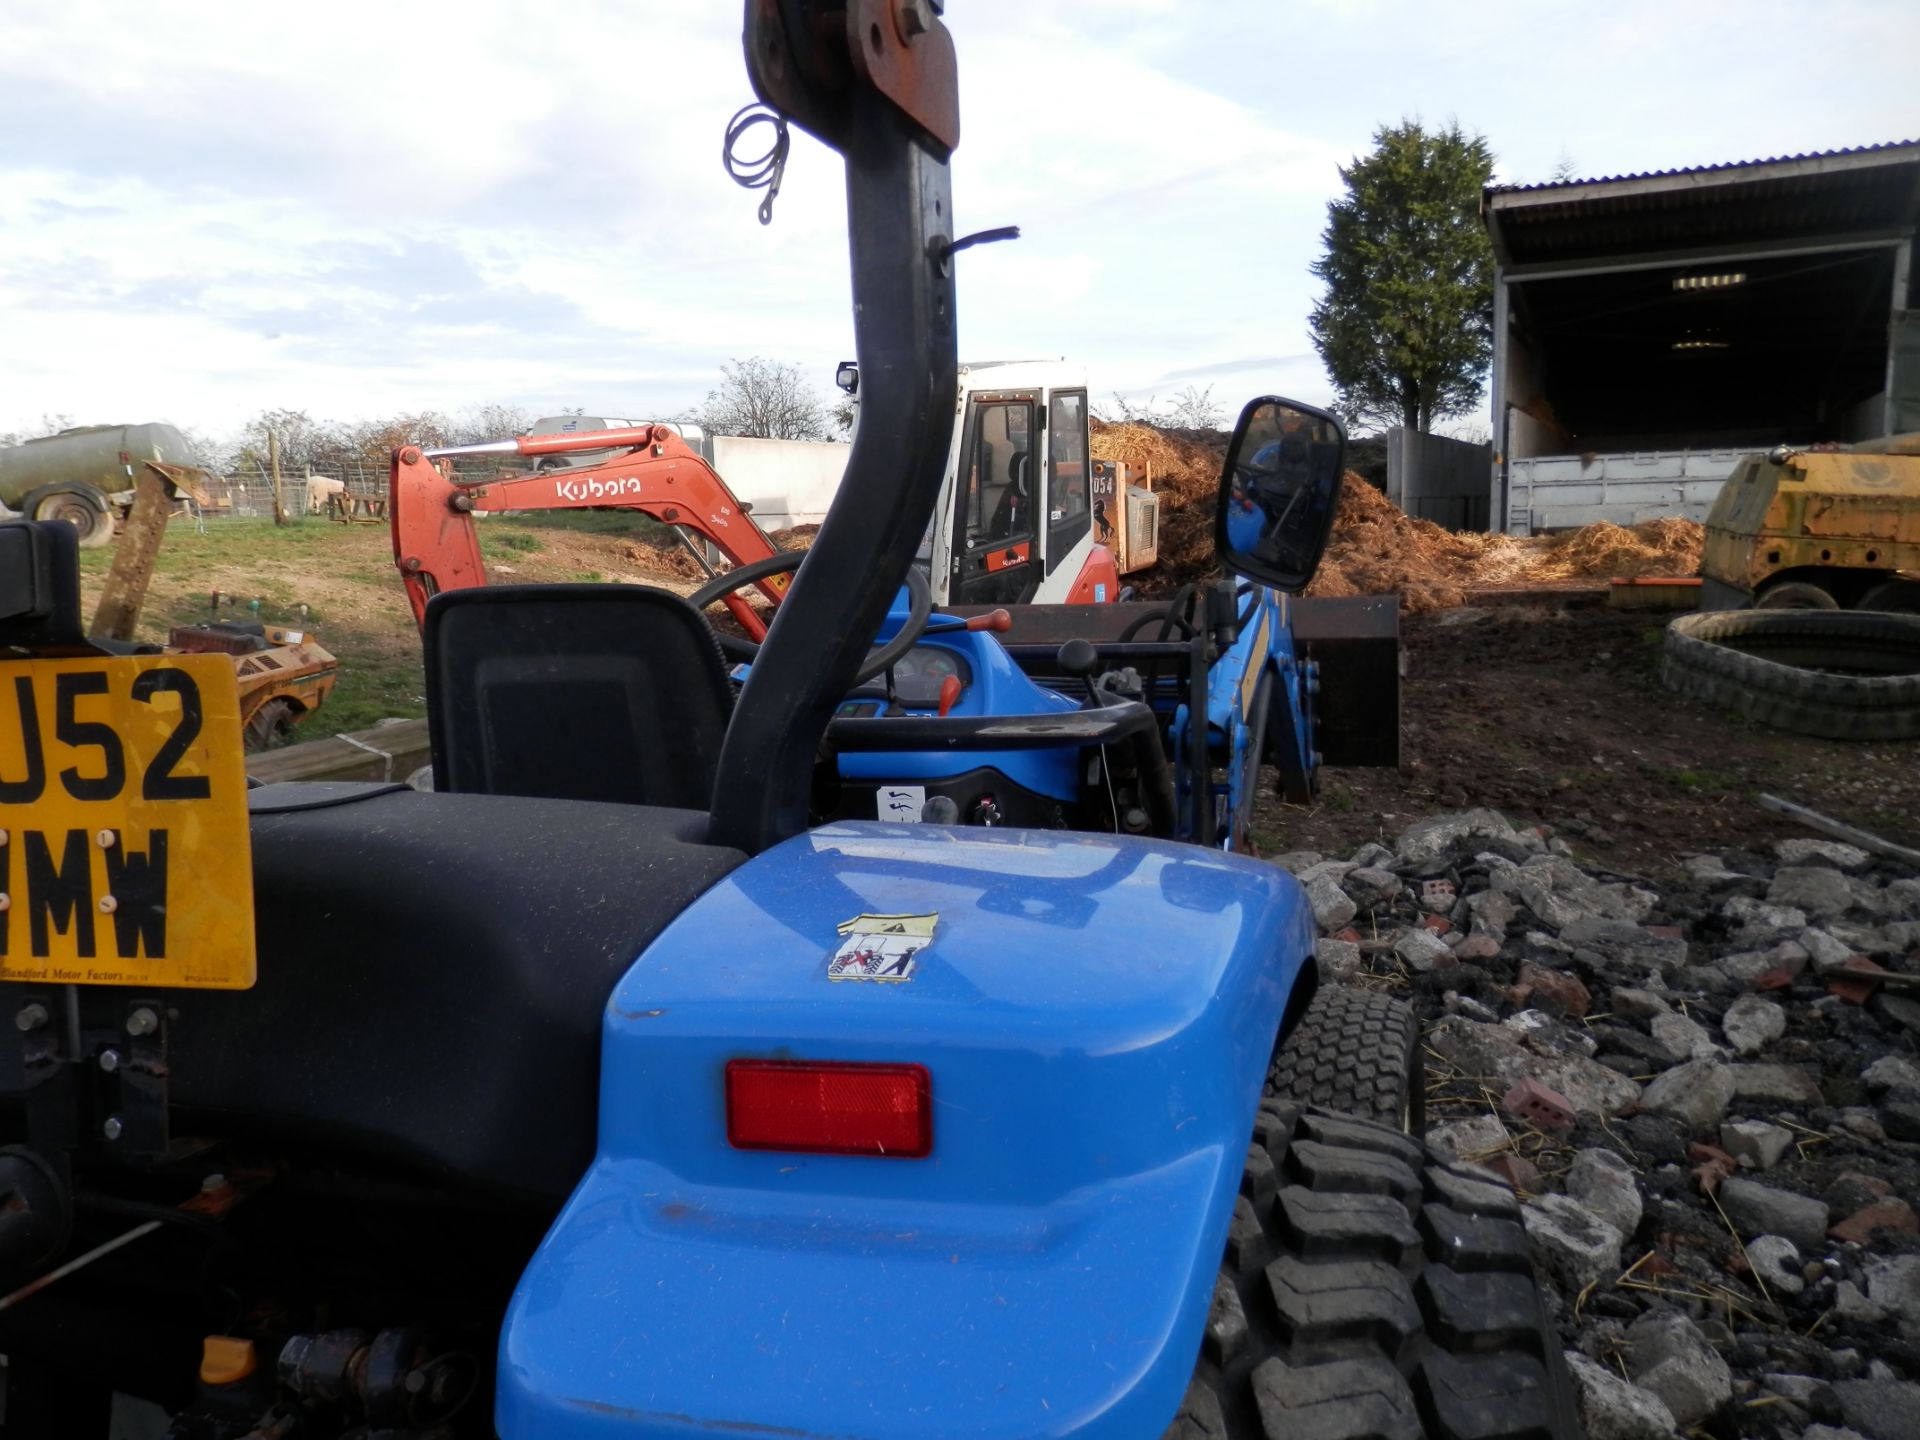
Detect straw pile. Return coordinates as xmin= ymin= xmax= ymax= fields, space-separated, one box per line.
xmin=1089 ymin=420 xmax=1227 ymax=590
xmin=1091 ymin=419 xmax=1704 ymax=613
xmin=1528 ymin=516 xmax=1702 ymax=581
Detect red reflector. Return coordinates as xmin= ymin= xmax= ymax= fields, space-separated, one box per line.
xmin=725 ymin=1060 xmax=932 ymax=1158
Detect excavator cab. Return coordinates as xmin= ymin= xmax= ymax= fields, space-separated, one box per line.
xmin=928 ymin=363 xmax=1111 ymax=607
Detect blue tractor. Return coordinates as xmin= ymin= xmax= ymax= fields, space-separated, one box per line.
xmin=0 ymin=7 xmax=1576 ymax=1438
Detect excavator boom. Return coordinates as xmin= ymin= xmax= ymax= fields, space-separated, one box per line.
xmin=389 ymin=423 xmax=791 ymax=636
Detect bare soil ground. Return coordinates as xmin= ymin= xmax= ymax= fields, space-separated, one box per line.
xmin=1252 ymin=600 xmax=1920 ymax=880
xmin=88 ymin=515 xmax=1917 ymax=877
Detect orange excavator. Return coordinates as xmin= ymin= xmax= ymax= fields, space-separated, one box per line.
xmin=389 ymin=423 xmax=792 ymax=639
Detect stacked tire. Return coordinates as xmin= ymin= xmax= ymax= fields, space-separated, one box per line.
xmin=1663 ymin=608 xmax=1920 ymax=740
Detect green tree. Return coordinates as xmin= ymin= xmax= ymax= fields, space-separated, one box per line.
xmin=1309 ymin=120 xmax=1495 ymax=434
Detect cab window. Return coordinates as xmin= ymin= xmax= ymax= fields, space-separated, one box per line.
xmin=1044 ymin=389 xmax=1092 ymax=573
xmin=963 ymin=399 xmax=1036 ymax=543
xmin=1047 ymin=391 xmax=1089 ymax=525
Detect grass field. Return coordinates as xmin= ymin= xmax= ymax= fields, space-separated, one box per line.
xmin=77 ymin=510 xmax=692 ymax=741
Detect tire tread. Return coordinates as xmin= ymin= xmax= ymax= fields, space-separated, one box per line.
xmin=1164 ymin=1102 xmax=1579 ymax=1440
xmin=1268 ymin=988 xmax=1423 ymax=1130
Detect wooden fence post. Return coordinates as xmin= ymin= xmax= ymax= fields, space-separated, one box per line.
xmin=270 ymin=429 xmax=287 ymax=525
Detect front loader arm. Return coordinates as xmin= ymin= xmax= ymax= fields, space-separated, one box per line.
xmin=388 ymin=424 xmax=791 ymax=637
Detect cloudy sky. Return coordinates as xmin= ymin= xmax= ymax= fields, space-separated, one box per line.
xmin=1 ymin=0 xmax=1913 ymax=446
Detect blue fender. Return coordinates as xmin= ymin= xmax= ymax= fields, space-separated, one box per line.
xmin=498 ymin=821 xmax=1312 ymax=1439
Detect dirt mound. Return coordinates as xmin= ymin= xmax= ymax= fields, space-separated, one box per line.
xmin=1308 ymin=479 xmax=1704 ymax=613
xmin=620 ymin=540 xmax=703 ymax=579
xmin=1098 ymin=419 xmax=1704 ymax=613
xmin=769 ymin=524 xmax=820 ymax=551
xmin=1529 ymin=515 xmax=1703 ymax=581
xmin=1306 ymin=474 xmax=1504 ymax=613
xmin=1089 ymin=419 xmax=1225 ymax=590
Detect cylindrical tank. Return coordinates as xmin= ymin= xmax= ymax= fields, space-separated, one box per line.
xmin=0 ymin=422 xmax=199 ymax=510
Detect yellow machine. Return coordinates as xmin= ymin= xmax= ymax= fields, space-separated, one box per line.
xmin=77 ymin=461 xmax=339 ymax=747
xmin=1700 ymin=434 xmax=1920 ymax=611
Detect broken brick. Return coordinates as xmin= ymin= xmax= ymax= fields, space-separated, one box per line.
xmin=1829 ymin=955 xmax=1889 ymax=1004
xmin=1829 ymin=1198 xmax=1920 ymax=1244
xmin=1454 ymin=933 xmax=1501 ymax=962
xmin=1753 ymin=969 xmax=1797 ymax=992
xmin=1516 ymin=962 xmax=1592 ymax=1018
xmin=1503 ymin=1077 xmax=1577 ymax=1134
xmin=1477 ymin=1152 xmax=1543 ymax=1193
xmin=1836 ymin=1171 xmax=1893 ymax=1201
xmin=1422 ymin=913 xmax=1452 ymax=935
xmin=1688 ymin=1142 xmax=1737 ymax=1194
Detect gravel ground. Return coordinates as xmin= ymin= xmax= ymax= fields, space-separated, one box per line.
xmin=1288 ymin=808 xmax=1920 ymax=1440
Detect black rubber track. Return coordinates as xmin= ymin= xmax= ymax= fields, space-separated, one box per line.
xmin=1267 ymin=987 xmax=1424 ymax=1133
xmin=1162 ymin=1101 xmax=1581 ymax=1440
xmin=1662 ymin=608 xmax=1920 ymax=741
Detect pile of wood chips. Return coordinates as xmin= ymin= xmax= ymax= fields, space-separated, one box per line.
xmin=1090 ymin=418 xmax=1704 ymax=613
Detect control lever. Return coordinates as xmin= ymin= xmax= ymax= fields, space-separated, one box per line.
xmin=927 ymin=608 xmax=1013 ymax=635
xmin=1055 ymin=638 xmax=1104 ymax=709
xmin=936 ymin=674 xmax=964 ymax=717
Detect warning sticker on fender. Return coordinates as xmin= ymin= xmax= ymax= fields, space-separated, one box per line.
xmin=828 ymin=912 xmax=936 ymax=983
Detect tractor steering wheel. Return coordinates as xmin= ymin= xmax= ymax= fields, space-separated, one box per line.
xmin=689 ymin=552 xmax=937 ymax=687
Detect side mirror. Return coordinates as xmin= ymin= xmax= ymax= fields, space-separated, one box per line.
xmin=1214 ymin=396 xmax=1346 ymax=592
xmin=835 ymin=361 xmax=860 ymax=395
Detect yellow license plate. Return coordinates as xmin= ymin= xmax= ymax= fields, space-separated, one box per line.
xmin=0 ymin=653 xmax=255 ymax=990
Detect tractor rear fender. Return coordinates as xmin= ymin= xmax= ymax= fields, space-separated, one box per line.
xmin=499 ymin=820 xmax=1312 ymax=1440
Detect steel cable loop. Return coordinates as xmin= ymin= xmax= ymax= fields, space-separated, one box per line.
xmin=724 ymin=103 xmax=791 ymax=225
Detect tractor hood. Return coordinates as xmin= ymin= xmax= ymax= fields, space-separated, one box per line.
xmin=498 ymin=821 xmax=1311 ymax=1440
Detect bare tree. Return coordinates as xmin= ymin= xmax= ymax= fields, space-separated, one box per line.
xmin=1 ymin=412 xmax=76 ymax=446
xmin=1165 ymin=385 xmax=1224 ymax=430
xmin=238 ymin=408 xmax=332 ymax=475
xmin=695 ymin=357 xmax=831 ymax=440
xmin=343 ymin=412 xmax=452 ymax=465
xmin=1097 ymin=386 xmax=1225 ymax=432
xmin=449 ymin=402 xmax=534 ymax=445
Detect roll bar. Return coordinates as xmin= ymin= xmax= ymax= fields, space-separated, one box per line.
xmin=708 ymin=3 xmax=962 ymax=854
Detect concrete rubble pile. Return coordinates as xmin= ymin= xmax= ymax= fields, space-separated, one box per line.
xmin=1282 ymin=810 xmax=1920 ymax=1440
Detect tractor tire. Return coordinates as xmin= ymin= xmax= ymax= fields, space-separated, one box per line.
xmin=31 ymin=487 xmax=113 ymax=548
xmin=1162 ymin=1100 xmax=1581 ymax=1440
xmin=1662 ymin=608 xmax=1920 ymax=741
xmin=1267 ymin=987 xmax=1424 ymax=1134
xmin=1754 ymin=580 xmax=1838 ymax=610
xmin=244 ymin=698 xmax=298 ymax=751
xmin=1860 ymin=578 xmax=1920 ymax=614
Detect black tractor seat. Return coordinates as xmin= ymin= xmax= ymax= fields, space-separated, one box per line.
xmin=165 ymin=785 xmax=745 ymax=1202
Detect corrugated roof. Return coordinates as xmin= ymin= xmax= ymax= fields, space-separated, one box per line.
xmin=1486 ymin=139 xmax=1919 ymax=197
xmin=1484 ymin=140 xmax=1920 ymax=267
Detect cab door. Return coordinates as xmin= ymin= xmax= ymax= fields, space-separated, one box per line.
xmin=1041 ymin=387 xmax=1092 ymax=579
xmin=950 ymin=390 xmax=1041 ymax=605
